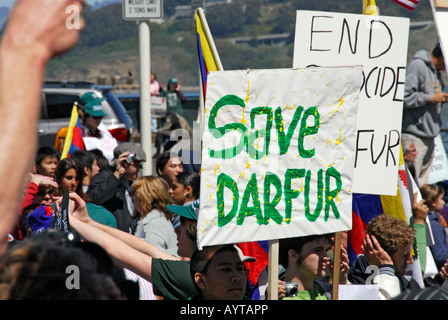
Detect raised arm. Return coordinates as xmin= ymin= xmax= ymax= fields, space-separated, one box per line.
xmin=69 ymin=216 xmax=155 ymax=281
xmin=67 ymin=193 xmax=178 ymax=282
xmin=71 ymin=193 xmax=177 ymax=260
xmin=0 ymin=0 xmax=84 ymax=255
xmin=362 ymin=234 xmax=401 ymax=300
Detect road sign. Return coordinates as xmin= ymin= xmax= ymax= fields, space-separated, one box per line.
xmin=122 ymin=0 xmax=163 ymax=20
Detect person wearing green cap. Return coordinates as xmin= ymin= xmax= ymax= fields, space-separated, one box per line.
xmin=160 ymin=78 xmax=186 ymax=116
xmin=78 ymin=91 xmax=108 ymax=138
xmin=78 ymin=91 xmax=118 ymax=162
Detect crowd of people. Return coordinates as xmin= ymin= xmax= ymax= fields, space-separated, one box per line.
xmin=2 ymin=0 xmax=448 ymax=302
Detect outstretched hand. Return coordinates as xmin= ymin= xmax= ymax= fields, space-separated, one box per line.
xmin=412 ymin=191 xmax=428 ymax=225
xmin=65 ymin=192 xmax=92 ymax=223
xmin=4 ymin=0 xmax=85 ymax=60
xmin=30 ymin=173 xmax=58 ymax=189
xmin=114 ymin=151 xmax=130 ymax=179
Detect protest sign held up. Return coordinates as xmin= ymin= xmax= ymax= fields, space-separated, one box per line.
xmin=293 ymin=11 xmax=410 ymax=196
xmin=197 ymin=66 xmax=363 ymax=249
xmin=49 ymin=190 xmax=71 ymax=233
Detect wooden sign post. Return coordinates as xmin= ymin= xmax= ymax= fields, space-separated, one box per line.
xmin=331 ymin=232 xmax=342 ymax=300
xmin=268 ymin=240 xmax=279 ymax=300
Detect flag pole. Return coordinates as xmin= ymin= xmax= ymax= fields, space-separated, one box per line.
xmin=267 ymin=239 xmax=279 ymax=300
xmin=194 ymin=7 xmax=224 ymax=139
xmin=197 ymin=65 xmax=205 ymax=142
xmin=195 ymin=7 xmax=223 ymax=71
xmin=60 ymin=102 xmax=79 ymax=160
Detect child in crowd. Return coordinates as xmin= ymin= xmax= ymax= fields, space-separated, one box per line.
xmin=420 ymin=184 xmax=448 ymax=270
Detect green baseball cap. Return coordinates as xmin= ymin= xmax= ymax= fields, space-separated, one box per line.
xmin=167 ymin=199 xmax=199 ymax=221
xmin=80 ymin=92 xmax=107 ymax=117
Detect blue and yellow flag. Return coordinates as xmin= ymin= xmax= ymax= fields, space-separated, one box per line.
xmin=195 ymin=7 xmax=223 ymax=102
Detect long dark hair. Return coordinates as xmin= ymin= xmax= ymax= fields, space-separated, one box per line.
xmin=54 ymin=157 xmax=89 ymax=201
xmin=176 ymin=171 xmax=200 ymax=200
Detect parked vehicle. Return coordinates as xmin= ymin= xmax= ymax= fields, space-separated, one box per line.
xmin=38 ymin=81 xmax=133 ymax=148
xmin=114 ymin=88 xmax=200 ymax=133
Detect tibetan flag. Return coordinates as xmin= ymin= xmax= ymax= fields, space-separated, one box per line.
xmin=348 ymin=148 xmax=413 ymax=265
xmin=392 ymin=0 xmax=419 ymax=11
xmin=349 ymin=193 xmax=384 ymax=264
xmin=237 ymin=241 xmax=269 ymax=300
xmin=195 ymin=7 xmax=223 ymax=103
xmin=381 ymin=147 xmax=415 ymax=226
xmin=380 ymin=147 xmax=427 ymax=287
xmin=348 ymin=147 xmax=429 ymax=287
xmin=363 ymin=0 xmax=379 ymax=15
xmin=60 ymin=103 xmax=84 ymax=160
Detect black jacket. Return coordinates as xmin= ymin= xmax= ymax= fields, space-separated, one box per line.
xmin=348 ymin=255 xmax=422 ymax=293
xmin=87 ymin=169 xmax=136 ymax=233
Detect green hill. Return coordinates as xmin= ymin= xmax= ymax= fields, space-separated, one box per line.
xmin=44 ymin=0 xmax=440 ymax=88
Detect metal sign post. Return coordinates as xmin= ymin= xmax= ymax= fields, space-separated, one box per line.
xmin=122 ymin=0 xmax=163 ymax=175
xmin=138 ymin=21 xmax=152 ymax=176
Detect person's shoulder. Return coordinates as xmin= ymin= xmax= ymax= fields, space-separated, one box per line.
xmin=313 ymin=279 xmax=332 ymax=293
xmin=91 ymin=168 xmax=114 ymax=181
xmin=152 ymin=257 xmax=190 ymax=270
xmin=428 ymin=212 xmax=441 ymax=223
xmin=86 ymin=202 xmax=113 ymax=214
xmin=408 ymin=54 xmax=430 ymax=72
xmin=142 ymin=210 xmax=168 ymax=224
xmin=188 ymin=293 xmax=202 ymax=300
xmin=153 ymin=257 xmax=189 ymax=264
xmin=85 ymin=202 xmax=117 ymax=226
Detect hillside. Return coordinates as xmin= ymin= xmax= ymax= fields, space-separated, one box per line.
xmin=44 ymin=0 xmax=440 ymax=88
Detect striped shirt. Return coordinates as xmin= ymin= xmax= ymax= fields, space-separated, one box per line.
xmin=124 ymin=268 xmax=156 ymax=300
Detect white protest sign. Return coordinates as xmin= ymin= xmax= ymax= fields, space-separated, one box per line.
xmin=339 ymin=284 xmax=379 ymax=300
xmin=430 ymin=0 xmax=448 ymax=69
xmin=151 ymin=96 xmax=167 ymax=118
xmin=293 ymin=11 xmax=410 ymax=196
xmin=428 ymin=134 xmax=448 ymax=184
xmin=83 ymin=124 xmax=118 ymax=163
xmin=197 ymin=67 xmax=362 ymax=249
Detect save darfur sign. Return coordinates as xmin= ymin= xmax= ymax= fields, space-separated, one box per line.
xmin=197 ymin=67 xmax=362 ymax=248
